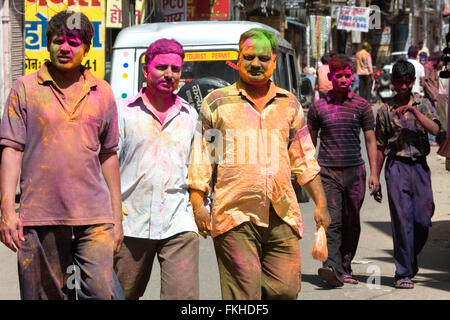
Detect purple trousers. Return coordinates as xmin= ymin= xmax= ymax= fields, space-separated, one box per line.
xmin=385 ymin=156 xmax=434 ymax=279
xmin=320 ymin=164 xmax=366 ymax=280
xmin=18 ymin=224 xmax=115 ymax=300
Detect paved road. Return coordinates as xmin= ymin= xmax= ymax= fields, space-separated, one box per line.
xmin=140 ymin=130 xmax=450 ymax=300
xmin=1 ymin=107 xmax=449 ymax=300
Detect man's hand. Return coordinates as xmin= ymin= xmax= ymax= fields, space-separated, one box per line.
xmin=369 ymin=174 xmax=382 ymax=203
xmin=313 ymin=204 xmax=331 ymax=230
xmin=368 ymin=174 xmax=380 ymax=193
xmin=113 ymin=220 xmax=124 ymax=254
xmin=0 ymin=210 xmax=24 ymax=252
xmin=394 ymin=105 xmax=416 ymax=117
xmin=194 ymin=205 xmax=211 ymax=239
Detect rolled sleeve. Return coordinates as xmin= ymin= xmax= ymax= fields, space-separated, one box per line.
xmin=420 ymin=98 xmax=441 ymax=128
xmin=307 ymin=103 xmax=320 ymax=132
xmin=361 ymin=100 xmax=375 ymax=131
xmin=99 ymin=89 xmax=119 ymax=154
xmin=0 ymin=83 xmax=27 ymax=151
xmin=289 ymin=106 xmax=320 ymax=186
xmin=188 ymin=101 xmax=215 ymax=194
xmin=375 ymin=108 xmax=387 ymax=150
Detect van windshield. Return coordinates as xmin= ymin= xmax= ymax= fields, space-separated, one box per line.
xmin=138 ymin=50 xmax=240 ymax=91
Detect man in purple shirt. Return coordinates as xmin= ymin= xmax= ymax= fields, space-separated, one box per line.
xmin=0 ymin=11 xmax=122 ymax=299
xmin=307 ymin=54 xmax=379 ymax=287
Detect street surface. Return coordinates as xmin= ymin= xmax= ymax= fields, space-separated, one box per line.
xmin=0 ymin=106 xmax=449 ymax=300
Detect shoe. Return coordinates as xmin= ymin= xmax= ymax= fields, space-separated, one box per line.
xmin=318 ymin=267 xmax=344 ymax=287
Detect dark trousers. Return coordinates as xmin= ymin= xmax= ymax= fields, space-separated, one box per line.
xmin=18 ymin=224 xmax=115 ymax=300
xmin=320 ymin=164 xmax=366 ymax=280
xmin=358 ymin=75 xmax=372 ymax=102
xmin=385 ymin=156 xmax=434 ymax=279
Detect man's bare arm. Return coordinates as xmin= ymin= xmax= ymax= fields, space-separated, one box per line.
xmin=99 ymin=152 xmax=123 ymax=254
xmin=364 ymin=130 xmax=380 ymax=196
xmin=302 ymin=174 xmax=331 ymax=229
xmin=0 ymin=147 xmax=24 ymax=252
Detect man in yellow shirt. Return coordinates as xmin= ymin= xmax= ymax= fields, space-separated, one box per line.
xmin=356 ymin=42 xmax=374 ymax=102
xmin=188 ymin=28 xmax=330 ymax=300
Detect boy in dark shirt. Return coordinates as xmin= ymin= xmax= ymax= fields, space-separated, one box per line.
xmin=308 ymin=54 xmax=379 ymax=287
xmin=373 ymin=60 xmax=440 ymax=289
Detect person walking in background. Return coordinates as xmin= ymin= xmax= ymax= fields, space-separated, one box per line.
xmin=373 ymin=60 xmax=440 ymax=289
xmin=113 ymin=39 xmax=200 ymax=300
xmin=0 ymin=11 xmax=122 ymax=299
xmin=189 ymin=28 xmax=331 ymax=300
xmin=316 ymin=53 xmax=333 ymax=98
xmin=356 ymin=42 xmax=374 ymax=102
xmin=407 ymin=45 xmax=425 ymax=98
xmin=423 ymin=51 xmax=448 ymax=144
xmin=307 ymin=54 xmax=379 ymax=287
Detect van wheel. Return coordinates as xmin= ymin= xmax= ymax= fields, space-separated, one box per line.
xmin=178 ymin=77 xmax=230 ymax=112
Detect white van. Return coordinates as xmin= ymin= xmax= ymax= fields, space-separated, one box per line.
xmin=109 ymin=20 xmax=310 ymax=203
xmin=109 ymin=20 xmax=311 ymax=110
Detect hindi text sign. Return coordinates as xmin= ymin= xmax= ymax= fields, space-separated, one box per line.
xmin=25 ymin=0 xmax=105 ymax=78
xmin=336 ymin=6 xmax=370 ymax=32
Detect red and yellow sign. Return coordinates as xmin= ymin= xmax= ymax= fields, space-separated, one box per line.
xmin=24 ymin=0 xmax=105 ymax=78
xmin=185 ymin=51 xmax=238 ymax=61
xmin=187 ymin=0 xmax=230 ymax=20
xmin=141 ymin=51 xmax=238 ymax=64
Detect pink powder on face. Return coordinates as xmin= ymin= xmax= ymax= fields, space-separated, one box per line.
xmin=145 ymin=53 xmax=183 ymax=95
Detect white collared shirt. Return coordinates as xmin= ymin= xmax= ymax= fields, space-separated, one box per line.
xmin=118 ymin=89 xmax=199 ymax=239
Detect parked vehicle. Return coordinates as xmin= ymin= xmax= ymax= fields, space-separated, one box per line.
xmin=110 ymin=21 xmax=310 ymax=202
xmin=375 ymin=69 xmax=395 ymax=102
xmin=371 ymin=51 xmax=408 ymax=102
xmin=382 ymin=51 xmax=408 ymax=74
xmin=110 ymin=21 xmax=312 ymax=109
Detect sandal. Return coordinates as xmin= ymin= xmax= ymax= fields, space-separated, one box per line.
xmin=343 ymin=274 xmax=359 ymax=284
xmin=318 ymin=267 xmax=344 ymax=287
xmin=394 ymin=277 xmax=414 ymax=289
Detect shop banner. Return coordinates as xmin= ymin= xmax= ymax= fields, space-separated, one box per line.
xmin=187 ymin=0 xmax=229 ymax=20
xmin=162 ymin=0 xmax=187 ymax=22
xmin=135 ymin=0 xmax=147 ymax=24
xmin=106 ymin=0 xmax=122 ymax=28
xmin=106 ymin=0 xmax=146 ymax=28
xmin=336 ymin=6 xmax=370 ymax=32
xmin=25 ymin=0 xmax=105 ymax=78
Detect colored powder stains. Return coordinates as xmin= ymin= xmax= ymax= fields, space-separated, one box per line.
xmin=8 ymin=106 xmax=20 ymax=119
xmin=21 ymin=257 xmax=34 ymax=270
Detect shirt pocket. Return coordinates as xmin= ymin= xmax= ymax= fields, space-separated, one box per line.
xmin=80 ymin=115 xmax=103 ymax=151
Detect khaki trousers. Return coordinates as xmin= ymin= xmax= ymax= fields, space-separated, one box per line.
xmin=213 ymin=208 xmax=301 ymax=300
xmin=114 ymin=231 xmax=199 ymax=300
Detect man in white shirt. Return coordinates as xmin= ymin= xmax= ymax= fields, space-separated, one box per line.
xmin=114 ymin=39 xmax=200 ymax=300
xmin=407 ymin=45 xmax=425 ymax=97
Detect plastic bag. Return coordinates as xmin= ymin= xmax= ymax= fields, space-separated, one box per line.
xmin=312 ymin=226 xmax=328 ymax=262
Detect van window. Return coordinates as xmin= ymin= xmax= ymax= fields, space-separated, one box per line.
xmin=275 ymin=52 xmax=289 ymax=90
xmin=288 ymin=54 xmax=299 ymax=94
xmin=137 ymin=51 xmax=240 ymax=91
